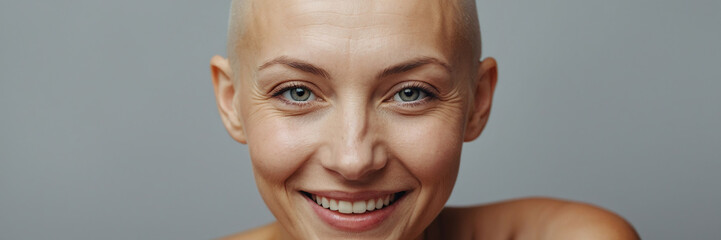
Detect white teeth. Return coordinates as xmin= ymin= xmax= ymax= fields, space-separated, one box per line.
xmin=338 ymin=201 xmax=353 ymax=214
xmin=366 ymin=199 xmax=375 ymax=211
xmin=353 ymin=201 xmax=367 ymax=213
xmin=329 ymin=199 xmax=338 ymax=211
xmin=321 ymin=197 xmax=329 ymax=208
xmin=311 ymin=193 xmax=398 ymax=214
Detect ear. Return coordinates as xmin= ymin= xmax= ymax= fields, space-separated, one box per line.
xmin=464 ymin=57 xmax=498 ymax=142
xmin=210 ymin=55 xmax=247 ymax=144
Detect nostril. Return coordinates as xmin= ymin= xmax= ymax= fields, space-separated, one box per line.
xmin=333 ymin=167 xmax=373 ymax=181
xmin=324 ymin=154 xmax=377 ymax=181
xmin=321 ymin=132 xmax=387 ymax=181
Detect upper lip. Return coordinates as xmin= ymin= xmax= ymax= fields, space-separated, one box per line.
xmin=301 ymin=190 xmax=407 ymax=202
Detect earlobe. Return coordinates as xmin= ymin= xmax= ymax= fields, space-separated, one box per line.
xmin=464 ymin=57 xmax=498 ymax=142
xmin=210 ymin=55 xmax=247 ymax=144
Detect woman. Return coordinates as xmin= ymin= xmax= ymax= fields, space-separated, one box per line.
xmin=210 ymin=0 xmax=638 ymax=239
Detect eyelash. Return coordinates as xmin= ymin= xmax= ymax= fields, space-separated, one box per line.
xmin=271 ymin=82 xmax=319 ymax=107
xmin=392 ymin=82 xmax=438 ymax=106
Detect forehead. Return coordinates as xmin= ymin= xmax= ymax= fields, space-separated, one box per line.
xmin=235 ymin=0 xmax=461 ymax=76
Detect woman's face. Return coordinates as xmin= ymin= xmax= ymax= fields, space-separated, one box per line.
xmin=217 ymin=0 xmax=492 ymax=239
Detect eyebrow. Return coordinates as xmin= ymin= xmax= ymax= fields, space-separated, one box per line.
xmin=257 ymin=56 xmax=331 ymax=79
xmin=257 ymin=56 xmax=451 ymax=80
xmin=377 ymin=57 xmax=452 ymax=79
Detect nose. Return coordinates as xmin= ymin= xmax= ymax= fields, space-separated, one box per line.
xmin=321 ymin=103 xmax=387 ymax=181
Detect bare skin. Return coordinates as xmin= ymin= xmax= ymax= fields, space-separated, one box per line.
xmin=211 ymin=0 xmax=639 ymax=239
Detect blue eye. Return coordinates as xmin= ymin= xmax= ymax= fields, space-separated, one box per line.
xmin=394 ymin=88 xmax=428 ymax=102
xmin=281 ymin=87 xmax=315 ymax=102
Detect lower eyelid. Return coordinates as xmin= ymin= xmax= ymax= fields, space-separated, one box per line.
xmin=274 ymin=97 xmax=317 ymax=109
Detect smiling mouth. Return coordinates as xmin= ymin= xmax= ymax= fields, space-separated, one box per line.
xmin=300 ymin=191 xmax=407 ymax=214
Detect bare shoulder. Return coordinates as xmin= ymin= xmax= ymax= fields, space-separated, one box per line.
xmin=440 ymin=197 xmax=639 ymax=240
xmin=216 ymin=222 xmax=280 ymax=240
xmin=526 ymin=198 xmax=640 ymax=240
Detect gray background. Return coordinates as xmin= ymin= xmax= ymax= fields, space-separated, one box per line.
xmin=1 ymin=0 xmax=719 ymax=239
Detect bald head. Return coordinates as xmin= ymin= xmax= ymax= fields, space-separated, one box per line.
xmin=226 ymin=0 xmax=482 ymax=79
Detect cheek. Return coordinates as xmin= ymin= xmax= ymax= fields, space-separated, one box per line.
xmin=246 ymin=115 xmax=322 ymax=185
xmin=386 ymin=113 xmax=465 ymax=188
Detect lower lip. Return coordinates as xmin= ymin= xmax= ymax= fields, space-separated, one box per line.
xmin=305 ymin=194 xmax=400 ymax=232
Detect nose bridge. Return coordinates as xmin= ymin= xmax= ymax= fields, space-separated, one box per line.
xmin=341 ymin=99 xmax=369 ymax=146
xmin=323 ymin=99 xmax=384 ymax=180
